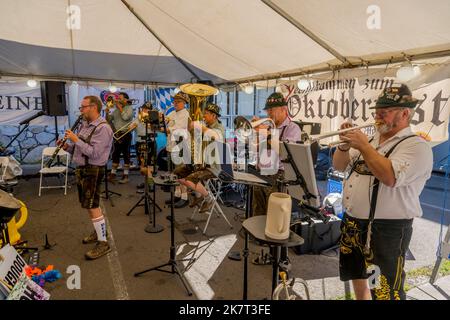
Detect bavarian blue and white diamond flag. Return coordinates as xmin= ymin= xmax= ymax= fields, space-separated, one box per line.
xmin=155 ymin=87 xmax=176 ymax=116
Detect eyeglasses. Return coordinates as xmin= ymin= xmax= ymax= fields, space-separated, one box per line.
xmin=375 ymin=108 xmax=401 ymax=118
xmin=79 ymin=104 xmax=93 ymax=110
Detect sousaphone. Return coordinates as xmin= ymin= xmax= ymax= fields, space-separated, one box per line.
xmin=180 ymin=83 xmax=218 ymax=167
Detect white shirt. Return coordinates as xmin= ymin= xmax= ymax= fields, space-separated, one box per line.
xmin=343 ymin=127 xmax=433 ymax=220
xmin=166 ymin=108 xmax=189 ymax=151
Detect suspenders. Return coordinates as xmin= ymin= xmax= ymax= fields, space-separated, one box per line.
xmin=78 ymin=121 xmax=108 ymax=166
xmin=362 ymin=134 xmax=417 ymax=255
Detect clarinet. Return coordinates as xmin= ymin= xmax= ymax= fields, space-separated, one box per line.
xmin=45 ymin=115 xmax=83 ymax=168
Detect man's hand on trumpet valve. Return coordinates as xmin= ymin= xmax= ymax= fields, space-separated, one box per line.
xmin=339 ymin=129 xmax=370 ymax=151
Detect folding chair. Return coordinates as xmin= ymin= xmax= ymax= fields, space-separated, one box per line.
xmin=38 ymin=147 xmax=70 ymax=196
xmin=190 ymin=178 xmax=233 ymax=235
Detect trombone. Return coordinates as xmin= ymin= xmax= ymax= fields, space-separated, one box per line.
xmin=113 ymin=119 xmax=139 ymax=141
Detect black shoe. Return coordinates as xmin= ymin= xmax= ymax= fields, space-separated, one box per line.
xmin=166 ymin=197 xmax=180 ymax=205
xmin=174 ymin=199 xmax=189 ymax=208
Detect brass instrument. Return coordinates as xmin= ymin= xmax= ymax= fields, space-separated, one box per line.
xmin=113 ymin=119 xmax=139 ymax=141
xmin=180 ymin=83 xmax=218 ymax=167
xmin=309 ymin=122 xmax=377 ymax=146
xmin=234 ymin=116 xmax=275 ymax=141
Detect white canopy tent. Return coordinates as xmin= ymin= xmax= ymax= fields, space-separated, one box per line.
xmin=0 ymin=0 xmax=449 ymax=85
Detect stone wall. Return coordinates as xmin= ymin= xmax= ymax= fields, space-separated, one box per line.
xmin=0 ymin=125 xmax=67 ymax=164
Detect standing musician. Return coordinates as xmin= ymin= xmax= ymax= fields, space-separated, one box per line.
xmin=59 ymin=96 xmax=113 ymax=260
xmin=135 ymin=102 xmax=152 ymax=178
xmin=251 ymin=92 xmax=301 ymax=266
xmin=173 ymin=103 xmax=225 ymax=213
xmin=106 ymin=92 xmax=134 ymax=184
xmin=333 ymin=84 xmax=433 ymax=300
xmin=166 ymin=92 xmax=190 ymax=208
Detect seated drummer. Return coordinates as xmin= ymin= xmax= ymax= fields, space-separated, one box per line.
xmin=252 ymin=92 xmax=301 ymax=266
xmin=173 ymin=103 xmax=225 ymax=213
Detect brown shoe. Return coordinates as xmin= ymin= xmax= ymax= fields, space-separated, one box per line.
xmin=108 ymin=173 xmax=117 ymax=184
xmin=118 ymin=175 xmax=129 ymax=184
xmin=199 ymin=197 xmax=214 ymax=213
xmin=189 ymin=195 xmax=204 ymax=208
xmin=82 ymin=231 xmax=98 ymax=244
xmin=85 ymin=241 xmax=111 ymax=260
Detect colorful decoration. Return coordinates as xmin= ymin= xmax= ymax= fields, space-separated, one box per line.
xmin=99 ymin=90 xmax=120 ymax=105
xmin=24 ymin=265 xmax=62 ymax=287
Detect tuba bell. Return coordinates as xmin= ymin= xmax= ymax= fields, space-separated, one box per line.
xmin=179 ymin=83 xmax=218 ymax=168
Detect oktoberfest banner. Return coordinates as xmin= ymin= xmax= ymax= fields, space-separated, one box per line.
xmin=281 ymin=67 xmax=450 ymax=145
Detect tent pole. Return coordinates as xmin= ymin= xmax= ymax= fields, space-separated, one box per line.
xmin=221 ymin=48 xmax=450 ymax=86
xmin=120 ymin=0 xmax=201 ymax=82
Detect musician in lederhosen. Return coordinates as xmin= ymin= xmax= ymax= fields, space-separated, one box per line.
xmin=60 ymin=96 xmax=113 ymax=260
xmin=106 ymin=92 xmax=134 ymax=184
xmin=173 ymin=103 xmax=225 ymax=213
xmin=333 ymin=84 xmax=433 ymax=300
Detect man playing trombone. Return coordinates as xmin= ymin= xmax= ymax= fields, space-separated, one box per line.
xmin=333 ymin=84 xmax=433 ymax=300
xmin=106 ymin=92 xmax=134 ymax=184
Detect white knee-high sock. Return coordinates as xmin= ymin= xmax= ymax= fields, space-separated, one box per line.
xmin=92 ymin=216 xmax=107 ymax=242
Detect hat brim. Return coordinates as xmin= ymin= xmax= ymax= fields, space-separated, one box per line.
xmin=369 ymin=101 xmax=418 ymax=109
xmin=264 ymin=103 xmax=286 ymax=110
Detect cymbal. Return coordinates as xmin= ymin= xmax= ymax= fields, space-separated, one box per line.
xmin=180 ymin=83 xmax=218 ymax=97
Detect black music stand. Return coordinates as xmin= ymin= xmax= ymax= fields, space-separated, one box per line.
xmin=126 ymin=122 xmax=161 ymax=217
xmin=220 ymin=170 xmax=269 ymax=299
xmin=134 ymin=176 xmax=195 ymax=296
xmin=101 ymin=164 xmax=121 ymax=207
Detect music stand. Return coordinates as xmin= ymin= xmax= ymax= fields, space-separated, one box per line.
xmin=134 ymin=176 xmax=195 ymax=296
xmin=279 ymin=141 xmax=321 ymax=207
xmin=126 ymin=121 xmax=161 ymax=217
xmin=101 ymin=145 xmax=121 ymax=206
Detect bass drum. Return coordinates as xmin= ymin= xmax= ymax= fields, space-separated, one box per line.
xmin=156 ymin=147 xmax=168 ymax=172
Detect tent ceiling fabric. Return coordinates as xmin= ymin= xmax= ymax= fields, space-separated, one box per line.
xmin=0 ymin=0 xmax=449 ymax=84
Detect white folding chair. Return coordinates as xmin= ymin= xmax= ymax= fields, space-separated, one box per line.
xmin=191 ymin=178 xmax=233 ymax=235
xmin=38 ymin=147 xmax=70 ymax=196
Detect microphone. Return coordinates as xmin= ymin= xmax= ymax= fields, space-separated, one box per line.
xmin=19 ymin=110 xmax=46 ymax=125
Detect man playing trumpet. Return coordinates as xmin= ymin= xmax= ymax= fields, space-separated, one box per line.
xmin=333 ymin=84 xmax=433 ymax=300
xmin=106 ymin=92 xmax=134 ymax=184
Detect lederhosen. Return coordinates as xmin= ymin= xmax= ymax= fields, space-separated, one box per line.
xmin=75 ymin=122 xmax=108 ymax=209
xmin=339 ymin=135 xmax=416 ymax=300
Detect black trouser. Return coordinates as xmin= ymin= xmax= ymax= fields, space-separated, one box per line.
xmin=112 ymin=132 xmax=132 ymax=165
xmin=339 ymin=214 xmax=413 ymax=300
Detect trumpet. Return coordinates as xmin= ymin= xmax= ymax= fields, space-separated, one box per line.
xmin=309 ymin=122 xmax=377 ymax=146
